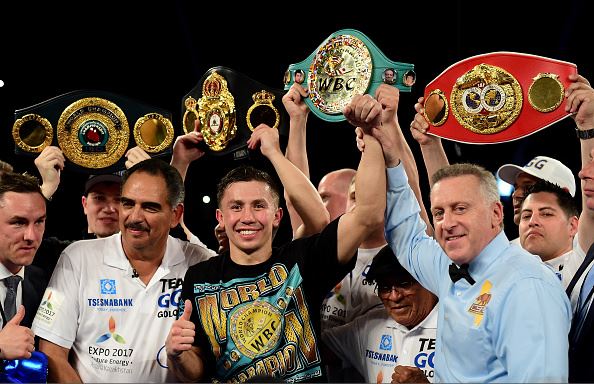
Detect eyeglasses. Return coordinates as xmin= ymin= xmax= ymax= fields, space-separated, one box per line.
xmin=374 ymin=281 xmax=415 ymax=297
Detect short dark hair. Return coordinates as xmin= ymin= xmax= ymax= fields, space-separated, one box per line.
xmin=523 ymin=179 xmax=578 ymax=218
xmin=216 ymin=165 xmax=280 ymax=208
xmin=0 ymin=172 xmax=44 ymax=202
xmin=122 ymin=158 xmax=185 ymax=206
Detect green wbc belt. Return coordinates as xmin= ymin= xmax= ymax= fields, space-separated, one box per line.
xmin=284 ymin=29 xmax=415 ymax=122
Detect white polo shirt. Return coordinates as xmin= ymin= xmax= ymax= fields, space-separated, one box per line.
xmin=32 ymin=234 xmax=215 ymax=382
xmin=321 ymin=246 xmax=383 ymax=330
xmin=322 ymin=306 xmax=438 ymax=383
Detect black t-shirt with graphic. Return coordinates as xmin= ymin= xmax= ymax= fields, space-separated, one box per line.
xmin=180 ymin=219 xmax=355 ymax=382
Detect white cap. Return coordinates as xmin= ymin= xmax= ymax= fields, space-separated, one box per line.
xmin=496 ymin=156 xmax=576 ymax=196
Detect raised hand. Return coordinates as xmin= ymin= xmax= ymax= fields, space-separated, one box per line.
xmin=282 ymin=83 xmax=310 ymax=120
xmin=566 ymin=73 xmax=594 ymax=128
xmin=124 ymin=146 xmax=150 ymax=169
xmin=246 ymin=124 xmax=281 ymax=159
xmin=375 ymin=84 xmax=400 ymax=126
xmin=34 ymin=146 xmax=65 ymax=200
xmin=410 ymin=97 xmax=441 ymax=147
xmin=343 ymin=94 xmax=382 ymax=133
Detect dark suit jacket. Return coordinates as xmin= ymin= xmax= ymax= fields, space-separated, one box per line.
xmin=22 ymin=265 xmax=48 ymax=328
xmin=567 ymin=243 xmax=594 ymax=383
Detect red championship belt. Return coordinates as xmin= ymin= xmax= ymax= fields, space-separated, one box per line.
xmin=422 ymin=52 xmax=577 ymax=144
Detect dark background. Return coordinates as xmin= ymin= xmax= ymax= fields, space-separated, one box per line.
xmin=0 ymin=1 xmax=590 ymax=251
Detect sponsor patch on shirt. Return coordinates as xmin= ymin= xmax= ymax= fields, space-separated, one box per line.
xmin=34 ymin=289 xmax=63 ymax=328
xmin=468 ymin=280 xmax=492 ymax=326
xmin=100 ymin=279 xmax=117 ymax=294
xmin=379 ymin=334 xmax=392 ymax=351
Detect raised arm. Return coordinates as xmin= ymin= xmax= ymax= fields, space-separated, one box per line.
xmin=170 ymin=122 xmax=206 ymax=182
xmin=39 ymin=339 xmax=82 ymax=382
xmin=566 ymin=73 xmax=594 ymax=254
xmin=247 ymin=124 xmax=329 ymax=236
xmin=373 ymin=85 xmax=433 ymax=235
xmin=281 ymin=83 xmax=313 ymax=237
xmin=410 ymin=96 xmax=449 ymax=183
xmin=337 ymin=95 xmax=386 ymax=263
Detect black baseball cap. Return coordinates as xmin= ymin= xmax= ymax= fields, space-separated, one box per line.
xmin=84 ymin=172 xmax=123 ymax=195
xmin=365 ymin=245 xmax=414 ymax=284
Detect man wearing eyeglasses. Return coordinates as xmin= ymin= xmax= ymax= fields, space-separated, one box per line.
xmin=322 ymin=245 xmax=437 ymax=383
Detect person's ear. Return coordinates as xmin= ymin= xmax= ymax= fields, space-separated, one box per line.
xmin=273 ymin=207 xmax=283 ymax=227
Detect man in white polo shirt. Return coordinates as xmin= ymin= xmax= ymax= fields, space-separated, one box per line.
xmin=322 ymin=245 xmax=438 ymax=383
xmin=31 ymin=159 xmax=216 ymax=382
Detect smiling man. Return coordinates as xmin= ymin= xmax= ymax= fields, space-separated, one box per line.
xmin=32 ymin=159 xmax=215 ymax=382
xmin=345 ymin=90 xmax=573 ymax=382
xmin=165 ymin=117 xmax=385 ymax=382
xmin=322 ymin=245 xmax=437 ymax=383
xmin=383 ymin=160 xmax=571 ymax=382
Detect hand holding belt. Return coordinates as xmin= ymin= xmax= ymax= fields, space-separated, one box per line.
xmin=284 ymin=29 xmax=415 ymax=122
xmin=422 ymin=52 xmax=577 ymax=144
xmin=12 ymin=89 xmax=174 ymax=173
xmin=181 ymin=66 xmax=289 ymax=158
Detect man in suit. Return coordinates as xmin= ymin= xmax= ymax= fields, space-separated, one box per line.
xmin=0 ymin=171 xmax=47 ymax=360
xmin=566 ymin=73 xmax=594 ymax=382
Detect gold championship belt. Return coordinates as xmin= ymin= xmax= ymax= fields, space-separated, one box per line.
xmin=181 ymin=66 xmax=289 ymax=159
xmin=421 ymin=52 xmax=577 ymax=144
xmin=12 ymin=90 xmax=174 ymax=172
xmin=284 ymin=29 xmax=415 ymax=122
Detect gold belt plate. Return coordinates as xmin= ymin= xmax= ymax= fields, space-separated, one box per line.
xmin=308 ymin=34 xmax=372 ymax=115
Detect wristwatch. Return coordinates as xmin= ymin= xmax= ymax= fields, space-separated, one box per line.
xmin=576 ymin=127 xmax=594 ymax=140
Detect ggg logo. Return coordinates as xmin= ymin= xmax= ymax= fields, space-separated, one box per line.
xmin=158 ymin=288 xmax=182 ymax=308
xmin=414 ymin=351 xmax=435 ymax=369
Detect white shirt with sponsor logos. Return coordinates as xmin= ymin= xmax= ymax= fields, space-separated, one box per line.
xmin=31 ymin=234 xmax=216 ymax=383
xmin=321 ymin=246 xmax=383 ymax=330
xmin=322 ymin=306 xmax=438 ymax=383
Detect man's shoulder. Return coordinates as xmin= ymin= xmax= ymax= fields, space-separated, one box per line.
xmin=186 ymin=252 xmax=223 ymax=276
xmin=173 ymin=236 xmax=217 ymax=260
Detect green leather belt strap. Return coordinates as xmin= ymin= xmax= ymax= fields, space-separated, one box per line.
xmin=284 ymin=29 xmax=415 ymax=122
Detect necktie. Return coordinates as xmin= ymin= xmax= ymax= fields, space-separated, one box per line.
xmin=3 ymin=275 xmax=22 ymax=322
xmin=449 ymin=263 xmax=475 ymax=285
xmin=572 ymin=266 xmax=594 ymax=340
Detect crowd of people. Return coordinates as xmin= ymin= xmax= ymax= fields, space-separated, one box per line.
xmin=1 ymin=71 xmax=594 ymax=383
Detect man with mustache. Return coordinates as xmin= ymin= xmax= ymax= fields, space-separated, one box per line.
xmin=31 ymin=159 xmax=216 ymax=382
xmin=322 ymin=245 xmax=438 ymax=383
